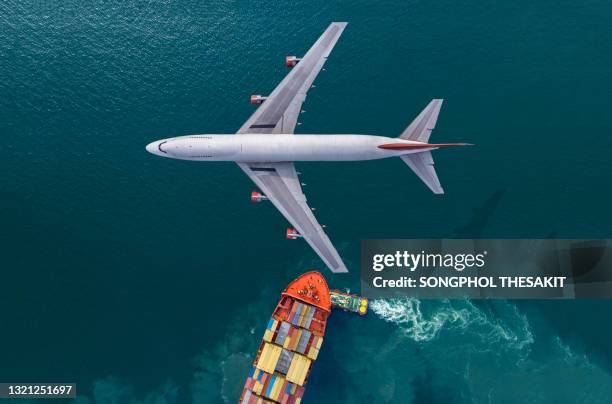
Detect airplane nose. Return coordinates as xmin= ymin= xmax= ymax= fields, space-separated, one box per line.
xmin=146 ymin=142 xmax=157 ymax=154
xmin=146 ymin=140 xmax=167 ymax=156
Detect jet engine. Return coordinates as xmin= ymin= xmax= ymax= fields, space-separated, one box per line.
xmin=250 ymin=94 xmax=267 ymax=104
xmin=251 ymin=191 xmax=268 ymax=203
xmin=286 ymin=228 xmax=301 ymax=240
xmin=285 ymin=56 xmax=301 ymax=68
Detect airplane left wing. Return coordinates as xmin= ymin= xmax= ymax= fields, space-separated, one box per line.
xmin=238 ymin=162 xmax=348 ymax=273
xmin=237 ymin=22 xmax=347 ymax=135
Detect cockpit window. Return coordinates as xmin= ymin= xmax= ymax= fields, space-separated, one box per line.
xmin=158 ymin=141 xmax=168 ymax=153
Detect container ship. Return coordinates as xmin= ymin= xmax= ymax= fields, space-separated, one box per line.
xmin=240 ymin=272 xmax=368 ymax=403
xmin=240 ymin=271 xmax=330 ymax=403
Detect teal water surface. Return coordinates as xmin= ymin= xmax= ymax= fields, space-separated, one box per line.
xmin=1 ymin=0 xmax=612 ymax=402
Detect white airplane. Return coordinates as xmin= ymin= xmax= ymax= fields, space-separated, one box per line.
xmin=146 ymin=22 xmax=470 ymax=273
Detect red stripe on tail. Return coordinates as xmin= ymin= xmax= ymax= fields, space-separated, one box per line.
xmin=378 ymin=143 xmax=471 ymax=150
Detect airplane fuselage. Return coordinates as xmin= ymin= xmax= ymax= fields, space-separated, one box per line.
xmin=146 ymin=134 xmax=437 ymax=162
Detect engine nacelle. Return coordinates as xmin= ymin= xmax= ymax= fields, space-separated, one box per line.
xmin=285 ymin=55 xmax=301 ymax=68
xmin=286 ymin=228 xmax=301 ymax=240
xmin=251 ymin=191 xmax=268 ymax=203
xmin=250 ymin=94 xmax=267 ymax=104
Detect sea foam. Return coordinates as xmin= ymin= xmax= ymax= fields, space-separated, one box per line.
xmin=370 ymin=298 xmax=534 ymax=353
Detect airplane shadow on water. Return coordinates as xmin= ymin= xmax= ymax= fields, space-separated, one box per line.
xmin=452 ymin=188 xmax=506 ymax=238
xmin=450 ymin=189 xmax=612 ymax=377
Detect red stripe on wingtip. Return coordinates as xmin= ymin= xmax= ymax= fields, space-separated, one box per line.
xmin=378 ymin=143 xmax=471 ymax=150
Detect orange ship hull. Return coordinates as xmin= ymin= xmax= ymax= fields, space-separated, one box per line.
xmin=239 ymin=272 xmax=330 ymax=403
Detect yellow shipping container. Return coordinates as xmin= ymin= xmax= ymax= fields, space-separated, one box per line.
xmin=297 ymin=304 xmax=306 ymax=326
xmin=269 ymin=375 xmax=285 ymax=401
xmin=256 ymin=343 xmax=282 ymax=374
xmin=291 ymin=329 xmax=302 ymax=351
xmin=286 ymin=353 xmax=311 ymax=386
xmin=300 ymin=305 xmax=312 ymax=327
xmin=306 ymin=347 xmax=318 ymax=360
xmin=253 ymin=380 xmax=263 ymax=395
xmin=301 ymin=304 xmax=310 ymax=324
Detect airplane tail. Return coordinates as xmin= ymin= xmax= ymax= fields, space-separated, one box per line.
xmin=399 ymin=99 xmax=445 ymax=194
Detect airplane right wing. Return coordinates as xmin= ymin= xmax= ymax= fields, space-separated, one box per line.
xmin=239 ymin=161 xmax=348 ymax=273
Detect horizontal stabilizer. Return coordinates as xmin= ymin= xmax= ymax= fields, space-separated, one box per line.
xmin=400 ymin=151 xmax=444 ymax=194
xmin=400 ymin=99 xmax=443 ymax=143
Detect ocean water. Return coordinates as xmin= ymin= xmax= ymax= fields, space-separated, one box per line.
xmin=1 ymin=0 xmax=612 ymax=402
